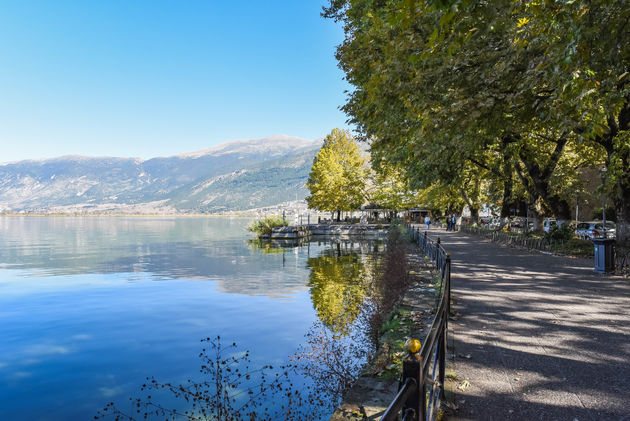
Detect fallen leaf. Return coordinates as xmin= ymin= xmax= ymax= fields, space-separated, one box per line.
xmin=457 ymin=380 xmax=471 ymax=391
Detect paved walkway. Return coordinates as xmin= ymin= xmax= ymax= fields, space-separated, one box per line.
xmin=433 ymin=230 xmax=630 ymax=420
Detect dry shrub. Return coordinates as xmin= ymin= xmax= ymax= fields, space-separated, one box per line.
xmin=364 ymin=221 xmax=410 ymax=345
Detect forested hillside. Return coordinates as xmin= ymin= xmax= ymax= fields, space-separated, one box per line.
xmin=0 ymin=135 xmax=320 ymax=214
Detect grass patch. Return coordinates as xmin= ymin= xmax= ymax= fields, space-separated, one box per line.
xmin=370 ymin=308 xmax=417 ymax=379
xmin=551 ymin=238 xmax=594 ymax=257
xmin=247 ymin=215 xmax=287 ymax=236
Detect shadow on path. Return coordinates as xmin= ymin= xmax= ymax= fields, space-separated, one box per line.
xmin=433 ymin=230 xmax=630 ymax=421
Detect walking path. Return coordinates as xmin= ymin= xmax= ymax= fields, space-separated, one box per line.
xmin=434 ymin=230 xmax=630 ymax=420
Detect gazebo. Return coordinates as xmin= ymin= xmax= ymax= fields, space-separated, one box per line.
xmin=406 ymin=208 xmax=431 ymax=223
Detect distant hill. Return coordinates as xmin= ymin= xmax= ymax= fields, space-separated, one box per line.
xmin=0 ymin=135 xmax=321 ymax=214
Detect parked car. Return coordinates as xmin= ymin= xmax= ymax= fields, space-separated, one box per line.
xmin=575 ymin=221 xmax=616 ymax=240
xmin=510 ymin=217 xmax=525 ymax=229
xmin=543 ymin=218 xmax=558 ymax=233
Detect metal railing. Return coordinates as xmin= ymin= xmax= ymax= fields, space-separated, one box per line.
xmin=461 ymin=225 xmax=560 ymax=252
xmin=381 ymin=227 xmax=451 ymax=421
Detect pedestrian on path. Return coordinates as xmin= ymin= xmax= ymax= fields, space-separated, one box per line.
xmin=425 ymin=215 xmax=431 ymax=230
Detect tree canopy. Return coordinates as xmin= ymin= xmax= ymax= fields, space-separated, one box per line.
xmin=324 ymin=0 xmax=630 ymax=245
xmin=306 ymin=128 xmax=367 ymax=219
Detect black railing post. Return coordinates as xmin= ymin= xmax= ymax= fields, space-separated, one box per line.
xmin=439 ymin=253 xmax=451 ymax=402
xmin=419 ymin=361 xmax=426 ymax=421
xmin=438 ymin=327 xmax=446 ymax=403
xmin=402 ymin=341 xmax=422 ymax=420
xmin=382 ymin=232 xmax=452 ymax=421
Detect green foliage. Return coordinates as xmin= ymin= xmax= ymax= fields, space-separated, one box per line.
xmin=592 ymin=206 xmax=617 ymax=222
xmin=368 ymin=163 xmax=424 ymax=210
xmin=247 ymin=215 xmax=287 ymax=237
xmin=552 ymin=238 xmax=594 ymax=258
xmin=247 ymin=238 xmax=299 ymax=254
xmin=325 ymin=0 xmax=630 ymax=245
xmin=544 ymin=224 xmax=574 ymax=243
xmin=387 ymin=218 xmax=411 ymax=243
xmin=306 ymin=128 xmax=367 ymax=216
xmin=374 ymin=308 xmax=416 ymax=379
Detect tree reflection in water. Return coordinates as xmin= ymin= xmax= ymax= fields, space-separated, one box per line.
xmin=291 ymin=321 xmax=372 ymax=403
xmin=96 ymin=240 xmax=380 ymax=420
xmin=96 ymin=336 xmax=326 ymax=420
xmin=307 ymin=253 xmax=368 ymax=336
xmin=96 ymin=330 xmax=370 ymax=420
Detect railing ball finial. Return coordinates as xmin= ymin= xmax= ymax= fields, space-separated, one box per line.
xmin=405 ymin=338 xmax=421 ymax=354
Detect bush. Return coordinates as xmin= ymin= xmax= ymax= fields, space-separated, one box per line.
xmin=553 ymin=238 xmax=594 ymax=257
xmin=247 ymin=215 xmax=287 ymax=236
xmin=544 ymin=223 xmax=574 ymax=242
xmin=364 ymin=220 xmax=410 ymax=344
xmin=387 ymin=218 xmax=411 ymax=241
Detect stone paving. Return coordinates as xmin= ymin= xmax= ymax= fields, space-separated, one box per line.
xmin=435 ymin=230 xmax=630 ymax=420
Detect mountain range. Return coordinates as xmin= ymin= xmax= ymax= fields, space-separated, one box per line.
xmin=0 ymin=135 xmax=322 ymax=214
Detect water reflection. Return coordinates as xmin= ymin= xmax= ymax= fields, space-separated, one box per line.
xmin=96 ymin=325 xmax=373 ymax=420
xmin=96 ymin=335 xmax=341 ymax=420
xmin=307 ymin=252 xmax=371 ymax=336
xmin=251 ymin=238 xmax=384 ymax=335
xmin=93 ymin=238 xmax=383 ymax=420
xmin=0 ymin=216 xmax=314 ymax=298
xmin=0 ymin=216 xmax=247 ymax=275
xmin=0 ymin=218 xmax=384 ymax=420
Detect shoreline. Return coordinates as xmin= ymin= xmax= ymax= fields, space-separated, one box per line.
xmin=0 ymin=212 xmax=259 ymax=218
xmin=330 ymin=242 xmax=441 ymax=420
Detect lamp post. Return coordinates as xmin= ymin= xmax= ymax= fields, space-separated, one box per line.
xmin=575 ymin=195 xmax=579 ymax=227
xmin=600 ymin=167 xmax=607 ymax=239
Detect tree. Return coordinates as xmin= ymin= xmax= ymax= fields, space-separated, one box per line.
xmin=306 ymin=128 xmax=367 ymax=220
xmin=516 ymin=0 xmax=630 ymax=244
xmin=324 ymin=0 xmax=629 ymax=245
xmin=368 ymin=162 xmax=424 ymax=212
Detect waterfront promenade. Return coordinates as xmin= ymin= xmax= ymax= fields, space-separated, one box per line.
xmin=436 ymin=230 xmax=630 ymax=420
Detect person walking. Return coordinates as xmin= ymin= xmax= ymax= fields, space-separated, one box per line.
xmin=425 ymin=215 xmax=431 ymax=230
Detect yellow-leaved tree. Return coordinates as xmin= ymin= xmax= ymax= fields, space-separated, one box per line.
xmin=306 ymin=128 xmax=367 ymax=221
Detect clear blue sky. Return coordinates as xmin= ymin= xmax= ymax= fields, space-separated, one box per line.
xmin=0 ymin=0 xmax=349 ymax=162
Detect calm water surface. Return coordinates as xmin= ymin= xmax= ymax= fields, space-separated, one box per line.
xmin=0 ymin=217 xmax=379 ymax=420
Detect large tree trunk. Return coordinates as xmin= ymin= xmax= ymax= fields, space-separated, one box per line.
xmin=615 ymin=181 xmax=630 ymax=248
xmin=500 ymin=181 xmax=513 ymax=218
xmin=470 ymin=206 xmax=480 ymax=222
xmin=528 ymin=207 xmax=543 ymax=231
xmin=615 ymin=99 xmax=630 ymax=247
xmin=460 ymin=188 xmax=480 ymax=224
xmin=517 ymin=139 xmax=572 ymax=220
xmin=597 ymin=96 xmax=630 ymax=247
xmin=500 ymin=149 xmax=514 ymax=218
xmin=612 ymin=138 xmax=630 ymax=248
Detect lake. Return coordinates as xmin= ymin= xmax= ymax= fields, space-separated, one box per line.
xmin=0 ymin=216 xmax=381 ymax=420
